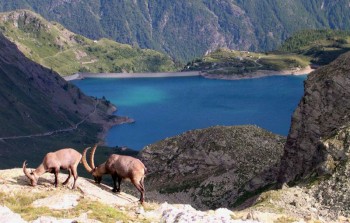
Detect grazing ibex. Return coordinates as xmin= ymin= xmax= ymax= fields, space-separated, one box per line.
xmin=82 ymin=145 xmax=147 ymax=203
xmin=23 ymin=148 xmax=82 ymax=189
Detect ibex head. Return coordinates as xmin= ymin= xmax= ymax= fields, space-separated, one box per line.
xmin=82 ymin=144 xmax=103 ymax=184
xmin=22 ymin=161 xmax=38 ymax=186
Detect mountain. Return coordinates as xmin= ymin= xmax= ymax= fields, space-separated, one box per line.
xmin=0 ymin=10 xmax=176 ymax=76
xmin=278 ymin=51 xmax=350 ymax=185
xmin=139 ymin=125 xmax=285 ymax=210
xmin=276 ymin=50 xmax=350 ymax=218
xmin=1 ymin=0 xmax=350 ymax=62
xmin=0 ymin=32 xmax=124 ymax=168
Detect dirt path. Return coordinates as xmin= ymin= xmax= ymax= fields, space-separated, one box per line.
xmin=0 ymin=101 xmax=99 ymax=140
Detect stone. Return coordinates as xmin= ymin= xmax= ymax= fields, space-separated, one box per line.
xmin=0 ymin=206 xmax=26 ymax=223
xmin=32 ymin=193 xmax=80 ymax=210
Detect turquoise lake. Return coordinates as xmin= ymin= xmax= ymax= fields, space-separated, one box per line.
xmin=71 ymin=75 xmax=306 ymax=150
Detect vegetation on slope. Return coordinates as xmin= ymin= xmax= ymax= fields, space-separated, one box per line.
xmin=185 ymin=29 xmax=350 ymax=76
xmin=0 ymin=30 xmax=122 ymax=168
xmin=279 ymin=29 xmax=350 ymax=65
xmin=0 ymin=10 xmax=177 ymax=76
xmin=184 ymin=48 xmax=310 ymax=76
xmin=140 ymin=125 xmax=286 ymax=209
xmin=1 ymin=0 xmax=350 ymax=62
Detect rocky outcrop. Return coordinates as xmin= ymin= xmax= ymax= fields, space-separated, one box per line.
xmin=278 ymin=51 xmax=350 ymax=184
xmin=139 ymin=125 xmax=285 ymax=210
xmin=310 ymin=125 xmax=350 ymax=218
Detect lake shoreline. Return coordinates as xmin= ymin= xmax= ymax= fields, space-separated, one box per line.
xmin=202 ymin=65 xmax=314 ymax=80
xmin=73 ymin=74 xmax=307 ymax=149
xmin=64 ymin=66 xmax=314 ymax=81
xmin=64 ymin=71 xmax=201 ymax=81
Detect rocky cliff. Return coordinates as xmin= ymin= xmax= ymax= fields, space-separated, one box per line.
xmin=139 ymin=125 xmax=285 ymax=210
xmin=274 ymin=50 xmax=350 ymax=219
xmin=279 ymin=51 xmax=350 ymax=184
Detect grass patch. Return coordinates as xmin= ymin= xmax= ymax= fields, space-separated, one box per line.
xmin=185 ymin=48 xmax=311 ymax=75
xmin=159 ymin=180 xmax=201 ymax=194
xmin=0 ymin=10 xmax=178 ymax=76
xmin=232 ymin=184 xmax=274 ymax=208
xmin=0 ymin=191 xmax=131 ymax=222
xmin=75 ymin=199 xmax=130 ymax=223
xmin=0 ymin=191 xmax=60 ymax=221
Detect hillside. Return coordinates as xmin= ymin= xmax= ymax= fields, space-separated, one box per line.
xmin=184 ymin=29 xmax=350 ymax=78
xmin=183 ymin=48 xmax=311 ymax=78
xmin=0 ymin=32 xmax=127 ymax=168
xmin=279 ymin=29 xmax=350 ymax=65
xmin=0 ymin=10 xmax=176 ymax=76
xmin=1 ymin=1 xmax=350 ymax=62
xmin=139 ymin=125 xmax=286 ymax=210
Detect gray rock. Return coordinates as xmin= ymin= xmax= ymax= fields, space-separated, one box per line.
xmin=140 ymin=125 xmax=285 ymax=209
xmin=145 ymin=202 xmax=260 ymax=223
xmin=279 ymin=53 xmax=350 ymax=184
xmin=32 ymin=193 xmax=80 ymax=210
xmin=0 ymin=206 xmax=26 ymax=223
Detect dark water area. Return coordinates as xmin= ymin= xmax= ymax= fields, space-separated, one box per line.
xmin=72 ymin=75 xmax=306 ymax=150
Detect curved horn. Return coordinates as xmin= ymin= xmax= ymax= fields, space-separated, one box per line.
xmin=90 ymin=144 xmax=98 ymax=169
xmin=22 ymin=161 xmax=34 ymax=181
xmin=82 ymin=147 xmax=93 ymax=173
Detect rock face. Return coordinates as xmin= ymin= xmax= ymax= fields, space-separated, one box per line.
xmin=310 ymin=125 xmax=350 ymax=217
xmin=139 ymin=125 xmax=285 ymax=210
xmin=278 ymin=52 xmax=350 ymax=184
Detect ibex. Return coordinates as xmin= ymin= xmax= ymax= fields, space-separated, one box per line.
xmin=23 ymin=148 xmax=82 ymax=189
xmin=82 ymin=144 xmax=147 ymax=203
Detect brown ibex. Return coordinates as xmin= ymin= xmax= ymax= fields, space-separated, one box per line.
xmin=23 ymin=148 xmax=82 ymax=189
xmin=82 ymin=144 xmax=147 ymax=203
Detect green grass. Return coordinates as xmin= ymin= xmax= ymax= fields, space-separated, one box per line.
xmin=185 ymin=48 xmax=310 ymax=75
xmin=185 ymin=29 xmax=350 ymax=76
xmin=0 ymin=192 xmax=130 ymax=222
xmin=280 ymin=29 xmax=350 ymax=65
xmin=0 ymin=10 xmax=178 ymax=76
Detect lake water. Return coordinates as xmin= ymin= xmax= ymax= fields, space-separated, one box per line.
xmin=72 ymin=75 xmax=306 ymax=150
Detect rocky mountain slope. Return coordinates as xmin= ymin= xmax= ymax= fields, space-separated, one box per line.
xmin=278 ymin=51 xmax=350 ymax=184
xmin=0 ymin=32 xmax=125 ymax=168
xmin=1 ymin=0 xmax=350 ymax=62
xmin=0 ymin=10 xmax=176 ymax=76
xmin=276 ymin=50 xmax=350 ymax=218
xmin=139 ymin=125 xmax=286 ymax=210
xmin=0 ymin=164 xmax=343 ymax=222
xmin=0 ymin=168 xmax=262 ymax=223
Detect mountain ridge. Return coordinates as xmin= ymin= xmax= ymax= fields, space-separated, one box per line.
xmin=1 ymin=0 xmax=350 ymax=61
xmin=0 ymin=9 xmax=177 ymax=76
